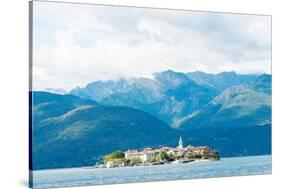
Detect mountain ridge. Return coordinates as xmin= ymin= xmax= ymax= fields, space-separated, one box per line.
xmin=70 ymin=70 xmax=222 ymax=124
xmin=174 ymin=74 xmax=271 ymax=129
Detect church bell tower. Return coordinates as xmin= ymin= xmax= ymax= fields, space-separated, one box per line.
xmin=178 ymin=136 xmax=183 ymax=148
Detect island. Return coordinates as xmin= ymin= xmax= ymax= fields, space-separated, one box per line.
xmin=96 ymin=137 xmax=220 ymax=168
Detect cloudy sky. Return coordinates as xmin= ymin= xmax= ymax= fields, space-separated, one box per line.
xmin=32 ymin=1 xmax=271 ymax=91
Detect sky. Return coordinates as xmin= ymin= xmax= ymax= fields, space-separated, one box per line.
xmin=32 ymin=1 xmax=271 ymax=91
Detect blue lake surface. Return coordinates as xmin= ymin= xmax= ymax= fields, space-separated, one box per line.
xmin=32 ymin=155 xmax=272 ymax=189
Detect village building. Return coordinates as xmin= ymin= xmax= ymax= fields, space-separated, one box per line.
xmin=124 ymin=137 xmax=213 ymax=162
xmin=106 ymin=161 xmax=114 ymax=168
xmin=125 ymin=149 xmax=157 ymax=161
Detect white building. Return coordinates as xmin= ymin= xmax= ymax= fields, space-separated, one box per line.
xmin=106 ymin=161 xmax=114 ymax=168
xmin=125 ymin=150 xmax=156 ymax=162
xmin=142 ymin=151 xmax=156 ymax=161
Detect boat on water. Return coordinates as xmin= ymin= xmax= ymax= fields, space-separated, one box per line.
xmin=194 ymin=159 xmax=211 ymax=162
xmin=171 ymin=159 xmax=195 ymax=164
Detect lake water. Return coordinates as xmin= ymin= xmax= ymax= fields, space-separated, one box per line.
xmin=31 ymin=155 xmax=271 ymax=189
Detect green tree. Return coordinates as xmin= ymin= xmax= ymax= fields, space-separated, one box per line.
xmin=103 ymin=151 xmax=125 ymax=162
xmin=110 ymin=151 xmax=125 ymax=159
xmin=200 ymin=150 xmax=208 ymax=159
xmin=212 ymin=150 xmax=220 ymax=160
xmin=185 ymin=153 xmax=193 ymax=160
xmin=130 ymin=157 xmax=142 ymax=165
xmin=158 ymin=150 xmax=169 ymax=161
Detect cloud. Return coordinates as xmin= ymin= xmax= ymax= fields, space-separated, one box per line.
xmin=32 ymin=1 xmax=271 ymax=91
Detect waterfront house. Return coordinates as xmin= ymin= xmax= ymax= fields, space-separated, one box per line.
xmin=125 ymin=149 xmax=156 ymax=161
xmin=106 ymin=161 xmax=114 ymax=168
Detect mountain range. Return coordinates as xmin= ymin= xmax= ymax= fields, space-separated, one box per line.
xmin=70 ymin=70 xmax=263 ymax=125
xmin=173 ymin=74 xmax=272 ymax=129
xmin=32 ymin=70 xmax=272 ymax=169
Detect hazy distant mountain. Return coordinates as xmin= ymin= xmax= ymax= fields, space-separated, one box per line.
xmin=147 ymin=70 xmax=218 ymax=123
xmin=70 ymin=70 xmax=218 ymax=124
xmin=45 ymin=88 xmax=67 ymax=95
xmin=173 ymin=74 xmax=272 ymax=129
xmin=186 ymin=71 xmax=259 ymax=92
xmin=250 ymin=74 xmax=272 ymax=94
xmin=71 ymin=78 xmax=163 ymax=105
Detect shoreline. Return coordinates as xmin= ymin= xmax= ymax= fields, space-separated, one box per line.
xmin=32 ymin=154 xmax=272 ymax=172
xmin=31 ymin=155 xmax=272 ymax=189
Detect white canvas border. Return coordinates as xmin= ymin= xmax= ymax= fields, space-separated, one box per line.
xmin=0 ymin=0 xmax=280 ymax=189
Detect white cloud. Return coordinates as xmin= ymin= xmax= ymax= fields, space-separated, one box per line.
xmin=32 ymin=1 xmax=271 ymax=91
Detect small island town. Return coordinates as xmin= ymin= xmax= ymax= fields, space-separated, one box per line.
xmin=96 ymin=137 xmax=220 ymax=168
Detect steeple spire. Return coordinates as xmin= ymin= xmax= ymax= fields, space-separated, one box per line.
xmin=178 ymin=136 xmax=183 ymax=148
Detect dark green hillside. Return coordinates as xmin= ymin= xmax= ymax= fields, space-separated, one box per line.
xmin=32 ymin=94 xmax=177 ymax=169
xmin=32 ymin=91 xmax=99 ymax=123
